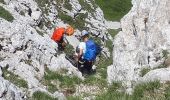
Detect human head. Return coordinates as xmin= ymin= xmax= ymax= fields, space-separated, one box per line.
xmin=81 ymin=30 xmax=89 ymax=41
xmin=65 ymin=26 xmax=74 ymax=36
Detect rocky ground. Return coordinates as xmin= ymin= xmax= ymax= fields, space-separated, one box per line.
xmin=2 ymin=0 xmax=170 ymax=100
xmin=0 ymin=0 xmax=121 ymax=99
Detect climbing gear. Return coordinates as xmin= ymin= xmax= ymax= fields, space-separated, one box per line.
xmin=66 ymin=26 xmax=74 ymax=36
xmin=81 ymin=30 xmax=88 ymax=36
xmin=51 ymin=27 xmax=65 ymax=42
xmin=83 ymin=40 xmax=99 ymax=61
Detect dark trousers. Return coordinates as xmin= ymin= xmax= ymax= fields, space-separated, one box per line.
xmin=57 ymin=37 xmax=65 ymax=51
xmin=78 ymin=59 xmax=93 ymax=74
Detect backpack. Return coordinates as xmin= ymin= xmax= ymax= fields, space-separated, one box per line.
xmin=83 ymin=40 xmax=101 ymax=61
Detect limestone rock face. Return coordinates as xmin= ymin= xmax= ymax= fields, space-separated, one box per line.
xmin=0 ymin=77 xmax=24 ymax=100
xmin=0 ymin=0 xmax=120 ymax=99
xmin=0 ymin=0 xmax=83 ymax=99
xmin=108 ymin=0 xmax=170 ymax=91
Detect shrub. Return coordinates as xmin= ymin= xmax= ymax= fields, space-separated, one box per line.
xmin=0 ymin=6 xmax=14 ymax=22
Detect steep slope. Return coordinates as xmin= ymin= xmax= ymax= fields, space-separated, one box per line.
xmin=0 ymin=0 xmax=123 ymax=99
xmin=108 ymin=0 xmax=170 ymax=93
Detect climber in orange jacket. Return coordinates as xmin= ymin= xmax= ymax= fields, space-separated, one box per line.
xmin=51 ymin=26 xmax=74 ymax=51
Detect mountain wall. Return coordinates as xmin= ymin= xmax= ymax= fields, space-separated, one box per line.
xmin=108 ymin=0 xmax=170 ymax=93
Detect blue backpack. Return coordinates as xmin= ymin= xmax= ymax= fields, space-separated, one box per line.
xmin=83 ymin=40 xmax=101 ymax=61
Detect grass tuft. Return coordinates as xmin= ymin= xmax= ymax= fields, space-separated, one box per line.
xmin=42 ymin=67 xmax=81 ymax=93
xmin=96 ymin=81 xmax=161 ymax=100
xmin=2 ymin=67 xmax=28 ymax=88
xmin=108 ymin=29 xmax=119 ymax=39
xmin=165 ymin=84 xmax=170 ymax=100
xmin=63 ymin=0 xmax=72 ymax=11
xmin=140 ymin=68 xmax=151 ymax=77
xmin=133 ymin=81 xmax=161 ymax=99
xmin=67 ymin=96 xmax=82 ymax=100
xmin=162 ymin=50 xmax=169 ymax=59
xmin=32 ymin=91 xmax=58 ymax=100
xmin=0 ymin=6 xmax=14 ymax=22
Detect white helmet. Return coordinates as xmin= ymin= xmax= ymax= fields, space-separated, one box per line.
xmin=81 ymin=30 xmax=88 ymax=36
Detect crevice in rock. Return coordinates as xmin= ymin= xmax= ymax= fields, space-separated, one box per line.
xmin=147 ymin=56 xmax=150 ymax=64
xmin=132 ymin=19 xmax=137 ymax=37
xmin=28 ymin=8 xmax=32 ymax=16
xmin=0 ymin=44 xmax=3 ymax=51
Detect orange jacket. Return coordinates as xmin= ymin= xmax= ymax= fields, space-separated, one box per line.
xmin=51 ymin=27 xmax=65 ymax=42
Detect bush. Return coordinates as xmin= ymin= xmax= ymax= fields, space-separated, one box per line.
xmin=0 ymin=6 xmax=14 ymax=22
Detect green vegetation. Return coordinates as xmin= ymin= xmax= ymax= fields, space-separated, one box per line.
xmin=162 ymin=50 xmax=169 ymax=59
xmin=83 ymin=74 xmax=107 ymax=89
xmin=140 ymin=68 xmax=151 ymax=77
xmin=78 ymin=0 xmax=96 ymax=12
xmin=19 ymin=10 xmax=25 ymax=16
xmin=133 ymin=81 xmax=161 ymax=99
xmin=0 ymin=6 xmax=14 ymax=22
xmin=42 ymin=68 xmax=81 ymax=93
xmin=32 ymin=91 xmax=58 ymax=100
xmin=95 ymin=0 xmax=132 ymax=21
xmin=67 ymin=96 xmax=82 ymax=100
xmin=35 ymin=0 xmax=50 ymax=10
xmin=64 ymin=43 xmax=74 ymax=55
xmin=96 ymin=81 xmax=162 ymax=100
xmin=165 ymin=83 xmax=170 ymax=100
xmin=96 ymin=82 xmax=129 ymax=100
xmin=108 ymin=29 xmax=119 ymax=39
xmin=0 ymin=0 xmax=5 ymax=4
xmin=63 ymin=0 xmax=72 ymax=11
xmin=36 ymin=29 xmax=44 ymax=36
xmin=58 ymin=11 xmax=88 ymax=30
xmin=2 ymin=67 xmax=28 ymax=88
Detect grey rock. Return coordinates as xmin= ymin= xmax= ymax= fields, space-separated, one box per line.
xmin=108 ymin=0 xmax=170 ymax=93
